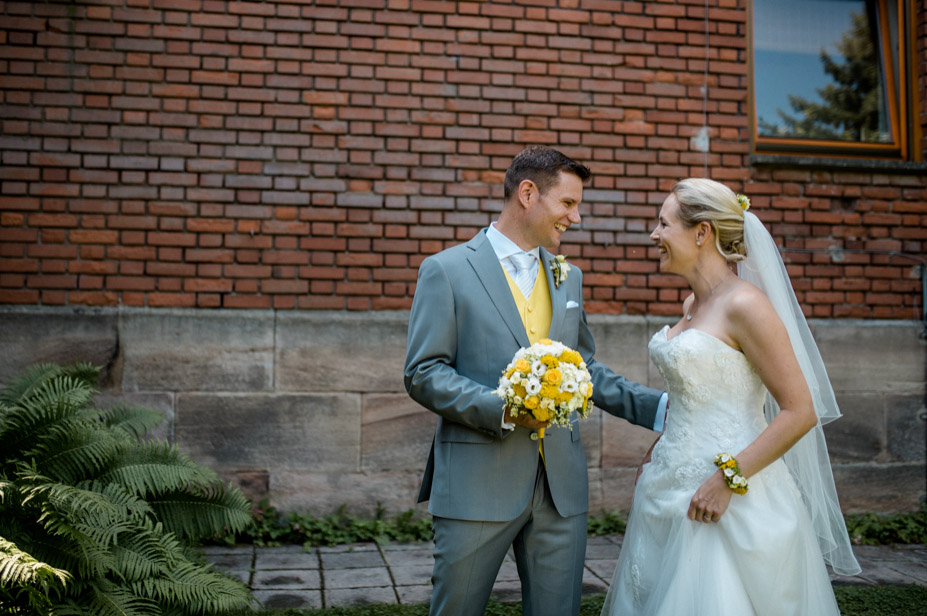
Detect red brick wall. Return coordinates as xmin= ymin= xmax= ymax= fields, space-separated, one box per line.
xmin=1 ymin=1 xmax=925 ymax=317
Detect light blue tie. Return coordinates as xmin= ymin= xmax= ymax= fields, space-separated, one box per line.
xmin=510 ymin=252 xmax=537 ymax=300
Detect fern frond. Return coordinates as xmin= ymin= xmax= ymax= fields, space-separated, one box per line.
xmin=14 ymin=528 xmax=85 ymax=580
xmin=0 ymin=363 xmax=68 ymax=405
xmin=87 ymin=579 xmax=159 ymax=616
xmin=94 ymin=405 xmax=165 ymax=441
xmin=0 ymin=377 xmax=97 ymax=461
xmin=21 ymin=478 xmax=126 ymax=573
xmin=62 ymin=362 xmax=100 ymax=389
xmin=110 ymin=521 xmax=182 ymax=583
xmin=0 ymin=478 xmax=12 ymax=503
xmin=88 ymin=482 xmax=154 ymax=519
xmin=131 ymin=561 xmax=253 ymax=614
xmin=0 ymin=536 xmax=70 ymax=589
xmin=32 ymin=426 xmax=122 ymax=484
xmin=149 ymin=484 xmax=253 ymax=542
xmin=97 ymin=441 xmax=217 ymax=499
xmin=0 ymin=535 xmax=70 ymax=616
xmin=23 ymin=477 xmax=120 ymax=525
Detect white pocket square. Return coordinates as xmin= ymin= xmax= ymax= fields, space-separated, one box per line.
xmin=566 ymin=300 xmax=579 ymax=309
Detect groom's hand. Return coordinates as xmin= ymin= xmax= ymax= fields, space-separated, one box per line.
xmin=504 ymin=406 xmax=550 ymax=430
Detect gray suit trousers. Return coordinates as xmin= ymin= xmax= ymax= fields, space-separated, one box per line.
xmin=429 ymin=462 xmax=587 ymax=616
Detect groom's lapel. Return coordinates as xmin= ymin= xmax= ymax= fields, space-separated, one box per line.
xmin=541 ymin=247 xmax=567 ymax=341
xmin=465 ymin=231 xmax=530 ymax=348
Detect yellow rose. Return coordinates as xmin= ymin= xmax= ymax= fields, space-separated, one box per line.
xmin=524 ymin=396 xmax=540 ymax=410
xmin=544 ymin=368 xmax=562 ymax=385
xmin=540 ymin=354 xmax=558 ymax=367
xmin=505 ymin=367 xmax=515 ymax=379
xmin=514 ymin=384 xmax=527 ymax=399
xmin=557 ymin=391 xmax=572 ymax=404
xmin=514 ymin=359 xmax=531 ymax=374
xmin=560 ymin=350 xmax=582 ymax=366
xmin=539 ymin=338 xmax=553 ymax=345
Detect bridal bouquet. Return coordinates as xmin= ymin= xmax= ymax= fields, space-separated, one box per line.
xmin=493 ymin=338 xmax=594 ymax=439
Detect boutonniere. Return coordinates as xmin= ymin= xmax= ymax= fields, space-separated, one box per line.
xmin=550 ymin=255 xmax=571 ymax=288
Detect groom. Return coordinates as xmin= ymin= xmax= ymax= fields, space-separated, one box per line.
xmin=404 ymin=146 xmax=666 ymax=615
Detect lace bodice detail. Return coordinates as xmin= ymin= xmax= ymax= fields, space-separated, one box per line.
xmin=648 ymin=326 xmax=771 ymax=489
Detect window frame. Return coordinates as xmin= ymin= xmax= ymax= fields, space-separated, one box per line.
xmin=748 ymin=0 xmax=919 ymax=161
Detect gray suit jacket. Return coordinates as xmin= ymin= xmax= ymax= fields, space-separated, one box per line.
xmin=404 ymin=230 xmax=662 ymax=522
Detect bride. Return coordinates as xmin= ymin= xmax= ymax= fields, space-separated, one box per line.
xmin=602 ymin=179 xmax=860 ymax=615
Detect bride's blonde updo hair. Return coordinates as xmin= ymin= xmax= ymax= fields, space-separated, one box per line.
xmin=671 ymin=178 xmax=747 ymax=262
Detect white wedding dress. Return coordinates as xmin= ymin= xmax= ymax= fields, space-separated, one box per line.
xmin=602 ymin=325 xmax=841 ymax=615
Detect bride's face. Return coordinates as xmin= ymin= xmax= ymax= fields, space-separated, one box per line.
xmin=650 ymin=194 xmax=696 ymax=273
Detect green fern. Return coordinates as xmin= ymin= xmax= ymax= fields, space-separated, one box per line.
xmin=95 ymin=405 xmax=165 ymax=440
xmin=97 ymin=441 xmax=218 ymax=499
xmin=0 ymin=536 xmax=70 ymax=613
xmin=0 ymin=362 xmax=255 ymax=615
xmin=150 ymin=484 xmax=253 ymax=543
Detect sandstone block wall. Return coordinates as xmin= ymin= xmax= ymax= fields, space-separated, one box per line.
xmin=1 ymin=305 xmax=923 ymax=515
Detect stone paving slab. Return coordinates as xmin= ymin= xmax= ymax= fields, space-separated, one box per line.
xmin=253 ymin=589 xmax=323 ymax=609
xmin=320 ymin=549 xmax=387 ymax=569
xmin=391 ymin=564 xmax=433 ymax=586
xmin=397 ymin=585 xmax=431 ymax=605
xmin=327 ymin=586 xmax=397 ymax=607
xmin=203 ymin=538 xmax=926 ymax=609
xmin=254 ymin=546 xmax=320 ymax=570
xmin=324 ymin=566 xmax=393 ymax=590
xmin=252 ymin=569 xmax=321 ymax=590
xmin=381 ymin=545 xmax=434 ymax=568
xmin=582 ymin=568 xmax=610 ymax=595
xmin=585 ymin=558 xmax=618 ymax=581
xmin=204 ymin=551 xmax=253 ymax=570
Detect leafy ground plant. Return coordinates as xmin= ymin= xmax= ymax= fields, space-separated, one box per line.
xmin=221 ymin=501 xmax=435 ymax=548
xmin=225 ymin=501 xmax=927 ymax=550
xmin=0 ymin=362 xmax=255 ymax=615
xmin=217 ymin=502 xmax=630 ymax=548
xmin=845 ymin=506 xmax=927 ymax=545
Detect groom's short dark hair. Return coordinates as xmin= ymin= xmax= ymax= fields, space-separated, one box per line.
xmin=503 ymin=146 xmax=591 ymax=202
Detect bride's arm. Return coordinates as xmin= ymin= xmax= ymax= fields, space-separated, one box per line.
xmin=688 ymin=286 xmax=818 ymax=523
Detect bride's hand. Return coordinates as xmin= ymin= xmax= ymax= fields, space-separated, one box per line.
xmin=688 ymin=471 xmax=733 ymax=523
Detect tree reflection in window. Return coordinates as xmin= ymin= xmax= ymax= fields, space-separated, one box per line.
xmin=753 ymin=0 xmax=902 ymax=150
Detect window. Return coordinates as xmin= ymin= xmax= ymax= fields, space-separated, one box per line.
xmin=750 ymin=0 xmax=916 ymax=159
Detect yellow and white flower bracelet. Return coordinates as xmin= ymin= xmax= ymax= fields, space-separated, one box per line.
xmin=714 ymin=452 xmax=749 ymax=494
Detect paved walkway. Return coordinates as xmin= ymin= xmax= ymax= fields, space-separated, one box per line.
xmin=202 ymin=537 xmax=927 ymax=610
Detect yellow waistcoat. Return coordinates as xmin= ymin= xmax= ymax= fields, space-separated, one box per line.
xmin=503 ymin=264 xmax=553 ymax=345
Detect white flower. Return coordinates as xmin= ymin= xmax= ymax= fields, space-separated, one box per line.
xmin=531 ymin=360 xmax=545 ymax=377
xmin=525 ymin=378 xmax=541 ymax=396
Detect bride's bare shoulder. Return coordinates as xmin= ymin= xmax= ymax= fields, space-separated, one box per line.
xmin=726 ymin=279 xmax=783 ymax=333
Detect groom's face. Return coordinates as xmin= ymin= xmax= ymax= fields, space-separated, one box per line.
xmin=523 ymin=171 xmax=584 ymax=250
